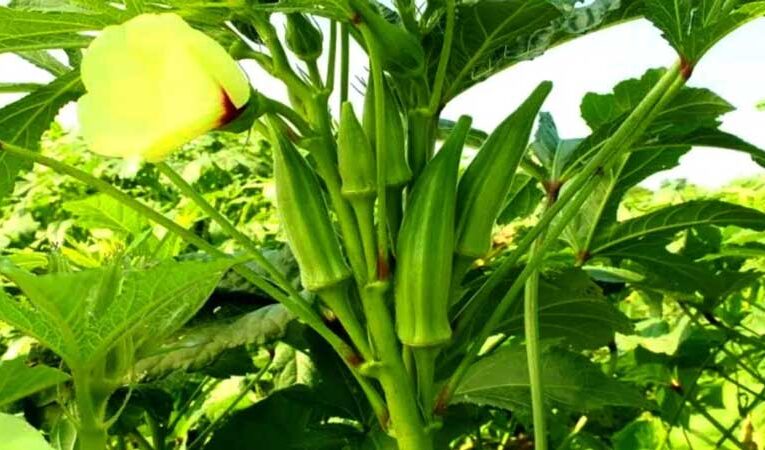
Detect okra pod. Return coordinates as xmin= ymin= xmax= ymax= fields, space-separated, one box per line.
xmin=455 ymin=81 xmax=552 ymax=258
xmin=394 ymin=115 xmax=472 ymax=347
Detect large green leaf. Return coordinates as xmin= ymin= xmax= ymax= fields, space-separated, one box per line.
xmin=135 ymin=304 xmax=294 ymax=377
xmin=600 ymin=241 xmax=722 ymax=295
xmin=0 ymin=413 xmax=55 ymax=450
xmin=0 ymin=71 xmax=83 ymax=201
xmin=591 ymin=200 xmax=765 ymax=256
xmin=0 ymin=258 xmax=236 ymax=368
xmin=436 ymin=0 xmax=641 ymax=100
xmin=63 ymin=194 xmax=151 ymax=236
xmin=499 ymin=269 xmax=633 ymax=349
xmin=452 ymin=344 xmax=647 ymax=411
xmin=0 ymin=359 xmax=69 ymax=407
xmin=580 ymin=68 xmax=734 ymax=134
xmin=0 ymin=7 xmax=123 ymax=53
xmin=644 ymin=0 xmax=765 ymax=65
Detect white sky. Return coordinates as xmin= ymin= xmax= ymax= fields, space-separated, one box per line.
xmin=1 ymin=17 xmax=764 ymax=188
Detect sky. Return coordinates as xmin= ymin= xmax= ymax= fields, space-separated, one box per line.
xmin=1 ymin=15 xmax=764 ymax=188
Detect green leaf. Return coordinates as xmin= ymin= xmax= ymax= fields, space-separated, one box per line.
xmin=581 ymin=68 xmax=734 ymax=133
xmin=603 ymin=242 xmax=721 ymax=295
xmin=135 ymin=304 xmax=294 ymax=377
xmin=249 ymin=0 xmax=349 ymax=20
xmin=531 ymin=112 xmax=582 ymax=180
xmin=0 ymin=7 xmax=123 ymax=53
xmin=0 ymin=413 xmax=55 ymax=450
xmin=0 ymin=71 xmax=83 ymax=201
xmin=612 ymin=416 xmax=668 ymax=450
xmin=644 ymin=0 xmax=765 ymax=65
xmin=63 ymin=194 xmax=151 ymax=236
xmin=15 ymin=50 xmax=71 ymax=76
xmin=497 ymin=174 xmax=544 ymax=225
xmin=0 ymin=258 xmax=236 ymax=368
xmin=0 ymin=359 xmax=69 ymax=407
xmin=452 ymin=344 xmax=647 ymax=411
xmin=499 ymin=269 xmax=633 ymax=349
xmin=438 ymin=0 xmax=641 ymax=100
xmin=91 ymin=258 xmax=238 ymax=360
xmin=205 ymin=385 xmax=363 ymax=450
xmin=591 ymin=200 xmax=765 ymax=256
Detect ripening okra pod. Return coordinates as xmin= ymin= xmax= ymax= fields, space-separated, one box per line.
xmin=455 ymin=81 xmax=553 ymax=259
xmin=338 ymin=102 xmax=378 ymax=278
xmin=362 ymin=76 xmax=412 ymax=187
xmin=269 ymin=121 xmax=351 ymax=291
xmin=270 ymin=121 xmax=373 ymax=357
xmin=394 ymin=115 xmax=472 ymax=347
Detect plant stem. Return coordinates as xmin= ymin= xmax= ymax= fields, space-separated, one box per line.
xmin=360 ymin=27 xmax=390 ymax=278
xmin=320 ymin=282 xmax=374 ymax=360
xmin=340 ymin=24 xmax=350 ymax=105
xmin=73 ymin=374 xmax=108 ymax=450
xmin=326 ymin=21 xmax=337 ymax=91
xmin=428 ymin=0 xmax=455 ymax=113
xmin=438 ymin=61 xmax=686 ymax=410
xmin=525 ymin=190 xmax=557 ymax=450
xmin=413 ymin=346 xmax=439 ymax=421
xmin=525 ymin=239 xmax=546 ymax=450
xmin=363 ymin=282 xmax=431 ymax=450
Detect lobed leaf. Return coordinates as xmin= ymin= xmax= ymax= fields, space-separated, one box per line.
xmin=0 ymin=359 xmax=69 ymax=407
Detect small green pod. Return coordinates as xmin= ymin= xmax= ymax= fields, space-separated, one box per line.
xmin=285 ymin=13 xmax=323 ymax=62
xmin=270 ymin=123 xmax=352 ymax=291
xmin=455 ymin=81 xmax=552 ymax=258
xmin=394 ymin=115 xmax=472 ymax=347
xmin=348 ymin=0 xmax=424 ymax=77
xmin=363 ymin=76 xmax=412 ymax=187
xmin=338 ymin=102 xmax=376 ymax=199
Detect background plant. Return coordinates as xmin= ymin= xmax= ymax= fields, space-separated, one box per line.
xmin=0 ymin=1 xmax=764 ymax=449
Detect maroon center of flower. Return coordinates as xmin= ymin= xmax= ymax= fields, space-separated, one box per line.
xmin=218 ymin=89 xmax=245 ymax=126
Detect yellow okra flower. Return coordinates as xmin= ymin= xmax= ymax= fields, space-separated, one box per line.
xmin=77 ymin=13 xmax=251 ymax=162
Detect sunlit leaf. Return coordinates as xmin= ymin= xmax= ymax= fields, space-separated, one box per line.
xmin=0 ymin=413 xmax=55 ymax=450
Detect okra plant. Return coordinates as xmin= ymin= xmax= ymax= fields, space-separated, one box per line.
xmin=1 ymin=0 xmax=764 ymax=449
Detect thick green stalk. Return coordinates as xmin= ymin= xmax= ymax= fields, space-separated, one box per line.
xmin=428 ymin=0 xmax=455 ymax=113
xmin=340 ymin=24 xmax=350 ymax=105
xmin=73 ymin=374 xmax=108 ymax=450
xmin=525 ymin=240 xmax=546 ymax=450
xmin=360 ymin=26 xmax=391 ymax=278
xmin=363 ymin=282 xmax=431 ymax=450
xmin=438 ymin=62 xmax=686 ymax=410
xmin=413 ymin=346 xmax=439 ymax=421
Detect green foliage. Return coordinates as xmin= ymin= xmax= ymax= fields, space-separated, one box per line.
xmin=0 ymin=1 xmax=763 ymax=449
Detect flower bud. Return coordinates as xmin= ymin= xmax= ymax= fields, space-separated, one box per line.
xmin=285 ymin=13 xmax=323 ymax=62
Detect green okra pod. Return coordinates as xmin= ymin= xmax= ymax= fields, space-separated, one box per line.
xmin=394 ymin=115 xmax=472 ymax=347
xmin=338 ymin=102 xmax=376 ymax=199
xmin=363 ymin=76 xmax=412 ymax=187
xmin=269 ymin=122 xmax=351 ymax=291
xmin=338 ymin=102 xmax=378 ymax=278
xmin=455 ymin=81 xmax=552 ymax=259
